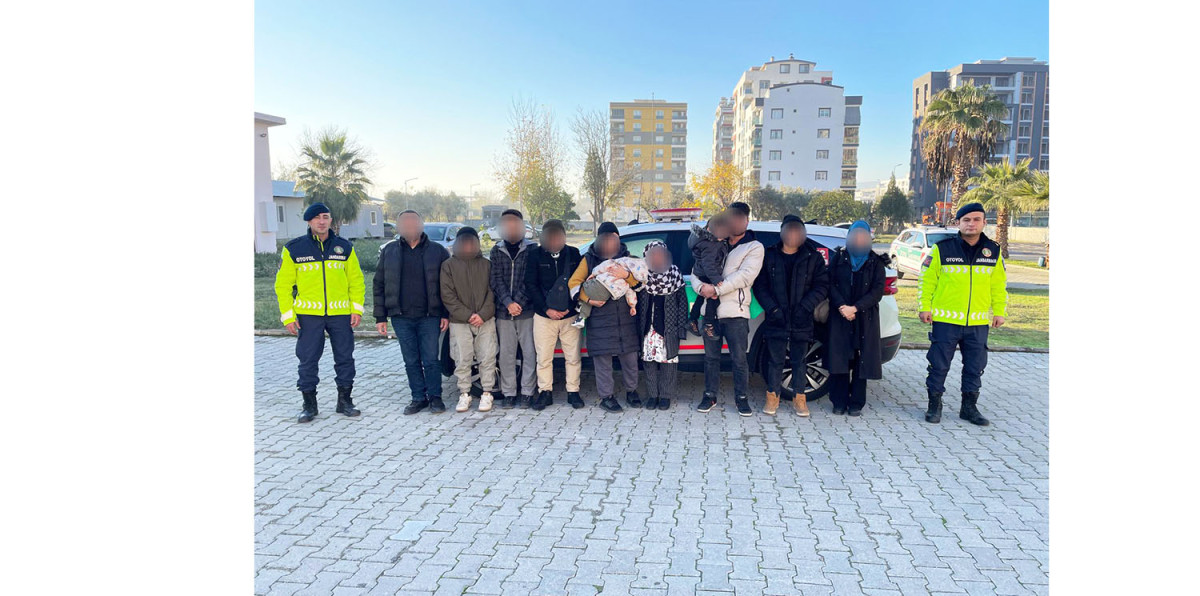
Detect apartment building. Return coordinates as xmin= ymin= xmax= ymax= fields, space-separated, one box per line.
xmin=715 ymin=54 xmax=861 ymax=192
xmin=712 ymin=97 xmax=734 ymax=164
xmin=909 ymin=57 xmax=1049 ymax=212
xmin=609 ymin=99 xmax=687 ymax=222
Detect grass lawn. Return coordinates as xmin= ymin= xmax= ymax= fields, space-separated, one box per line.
xmin=892 ymin=284 xmax=1048 ymax=349
xmin=257 ymin=271 xmax=380 ymax=330
xmin=1006 ymin=258 xmax=1047 ymax=269
xmin=873 ymin=233 xmax=898 ymax=244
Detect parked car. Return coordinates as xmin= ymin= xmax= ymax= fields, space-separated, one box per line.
xmin=387 ymin=222 xmax=463 ymax=250
xmin=481 ymin=224 xmax=535 ymax=242
xmin=382 ymin=222 xmax=396 ymax=238
xmin=442 ymin=212 xmax=903 ymax=403
xmin=888 ymin=226 xmax=959 ymax=279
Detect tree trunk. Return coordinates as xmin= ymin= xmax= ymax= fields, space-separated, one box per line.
xmin=949 ymin=161 xmax=970 ymax=223
xmin=996 ymin=207 xmax=1009 ymax=259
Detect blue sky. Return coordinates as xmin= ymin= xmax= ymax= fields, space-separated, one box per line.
xmin=256 ymin=0 xmax=1048 ymax=200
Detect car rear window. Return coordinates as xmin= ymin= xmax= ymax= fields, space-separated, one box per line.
xmin=424 ymin=225 xmax=448 ymax=240
xmin=927 ymin=232 xmax=956 ymax=245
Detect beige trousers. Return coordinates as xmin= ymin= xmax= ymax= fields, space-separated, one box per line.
xmin=449 ymin=319 xmax=498 ymax=394
xmin=533 ymin=314 xmax=582 ymax=392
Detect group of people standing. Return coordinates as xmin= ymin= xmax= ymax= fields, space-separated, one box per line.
xmin=274 ymin=200 xmax=1007 ymax=428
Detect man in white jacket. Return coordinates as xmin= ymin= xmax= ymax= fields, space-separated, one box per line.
xmin=692 ymin=201 xmax=764 ymax=416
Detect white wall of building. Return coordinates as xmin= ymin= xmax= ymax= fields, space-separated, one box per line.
xmin=759 ymin=83 xmax=847 ymax=191
xmin=254 ymin=113 xmax=286 ymax=253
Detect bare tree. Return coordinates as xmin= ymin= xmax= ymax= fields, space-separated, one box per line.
xmin=493 ymin=97 xmax=565 ymax=223
xmin=570 ymin=107 xmax=632 ymax=231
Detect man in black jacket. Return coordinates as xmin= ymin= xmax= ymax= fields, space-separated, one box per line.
xmin=489 ymin=209 xmax=538 ymax=409
xmin=524 ymin=220 xmax=584 ymax=410
xmin=753 ymin=214 xmax=830 ymax=417
xmin=374 ymin=210 xmax=450 ymax=415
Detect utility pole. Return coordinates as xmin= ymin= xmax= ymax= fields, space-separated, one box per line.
xmin=404 ymin=177 xmax=418 ymax=210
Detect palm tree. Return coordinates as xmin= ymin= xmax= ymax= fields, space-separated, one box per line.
xmin=962 ymin=158 xmax=1034 ymax=258
xmin=919 ymin=84 xmax=1010 ymax=222
xmin=1013 ymin=170 xmax=1050 ymax=265
xmin=295 ymin=129 xmax=373 ymax=234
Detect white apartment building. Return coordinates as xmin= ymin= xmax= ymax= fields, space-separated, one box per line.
xmin=716 ymin=55 xmax=861 ymax=192
xmin=712 ymin=97 xmax=734 ymax=164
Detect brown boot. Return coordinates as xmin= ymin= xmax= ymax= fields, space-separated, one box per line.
xmin=764 ymin=391 xmax=779 ymax=416
xmin=793 ymin=392 xmax=810 ymax=417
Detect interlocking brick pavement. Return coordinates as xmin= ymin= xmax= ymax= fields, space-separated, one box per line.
xmin=255 ymin=336 xmax=1048 ymax=595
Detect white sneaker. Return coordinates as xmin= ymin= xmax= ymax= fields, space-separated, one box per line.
xmin=571 ymin=316 xmax=586 ymax=329
xmin=455 ymin=392 xmax=472 ymax=412
xmin=479 ymin=392 xmax=494 ymax=412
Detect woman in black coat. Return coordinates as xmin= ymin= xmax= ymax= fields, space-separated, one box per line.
xmin=636 ymin=241 xmax=689 ymax=411
xmin=826 ymin=220 xmax=885 ymax=416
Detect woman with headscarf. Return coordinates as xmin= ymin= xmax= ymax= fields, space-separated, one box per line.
xmin=826 ymin=220 xmax=886 ymax=416
xmin=636 ymin=241 xmax=689 ymax=410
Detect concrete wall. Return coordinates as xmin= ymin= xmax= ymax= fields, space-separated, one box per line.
xmin=986 ymin=225 xmax=1048 ymax=244
xmin=254 ymin=117 xmax=282 ymax=252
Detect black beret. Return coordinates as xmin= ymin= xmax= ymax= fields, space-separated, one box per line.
xmin=597 ymin=221 xmax=619 ymax=236
xmin=781 ymin=214 xmax=803 ymax=229
xmin=729 ymin=201 xmax=751 ymax=216
xmin=501 ymin=208 xmax=523 ymax=219
xmin=955 ymin=202 xmax=985 ymax=220
xmin=456 ymin=226 xmax=478 ymax=239
xmin=303 ymin=203 xmax=330 ymax=221
xmin=542 ymin=219 xmax=566 ymax=234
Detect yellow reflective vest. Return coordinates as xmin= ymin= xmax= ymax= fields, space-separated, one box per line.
xmin=274 ymin=231 xmax=365 ymax=325
xmin=918 ymin=233 xmax=1008 ymax=326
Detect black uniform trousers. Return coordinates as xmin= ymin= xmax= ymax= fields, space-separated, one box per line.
xmin=295 ymin=314 xmax=356 ymax=392
xmin=925 ymin=321 xmax=988 ymax=394
xmin=829 ymin=353 xmax=868 ymax=410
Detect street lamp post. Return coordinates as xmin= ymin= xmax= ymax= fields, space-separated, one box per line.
xmin=404 ymin=177 xmax=418 ymax=210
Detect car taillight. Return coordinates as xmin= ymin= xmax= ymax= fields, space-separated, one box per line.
xmin=884 ymin=275 xmax=899 ymax=295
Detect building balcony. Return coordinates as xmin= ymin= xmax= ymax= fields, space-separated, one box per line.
xmin=842 ymin=159 xmax=857 ymax=166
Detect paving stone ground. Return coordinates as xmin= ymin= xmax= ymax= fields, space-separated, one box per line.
xmin=255 ymin=336 xmax=1048 ymax=595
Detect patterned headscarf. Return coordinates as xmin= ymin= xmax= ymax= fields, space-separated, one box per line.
xmin=642 ymin=241 xmax=684 ymax=296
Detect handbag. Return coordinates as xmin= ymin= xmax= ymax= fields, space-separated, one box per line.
xmin=813 ymin=298 xmax=830 ymax=324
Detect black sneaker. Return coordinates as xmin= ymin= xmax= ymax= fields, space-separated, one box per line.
xmin=831 ymin=405 xmax=847 ymax=415
xmin=532 ymin=390 xmax=551 ymax=411
xmin=518 ymin=394 xmax=531 ymax=409
xmin=626 ymin=391 xmax=642 ymax=409
xmin=848 ymin=407 xmax=862 ymax=417
xmin=644 ymin=396 xmax=659 ymax=410
xmin=696 ymin=393 xmax=717 ymax=413
xmin=599 ymin=396 xmax=623 ymax=412
xmin=499 ymin=393 xmax=516 ymax=409
xmin=734 ymin=395 xmax=752 ymax=417
xmin=657 ymin=398 xmax=670 ymax=411
xmin=429 ymin=397 xmax=446 ymax=413
xmin=567 ymin=392 xmax=584 ymax=409
xmin=403 ymin=399 xmax=429 ymax=415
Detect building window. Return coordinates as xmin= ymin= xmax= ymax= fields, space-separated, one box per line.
xmin=798 ymin=64 xmax=810 ymax=73
xmin=632 ymin=149 xmax=642 ymax=157
xmin=844 ymin=127 xmax=858 ymax=143
xmin=1018 ymin=124 xmax=1031 ymax=137
xmin=632 ymin=110 xmax=642 ymax=118
xmin=654 ymin=149 xmax=664 ymax=157
xmin=995 ymin=76 xmax=1011 ymax=87
xmin=817 ymin=129 xmax=830 ymax=138
xmin=655 ymin=186 xmax=663 ymax=194
xmin=1044 ymin=106 xmax=1050 ymax=120
xmin=816 ymin=150 xmax=829 ymax=159
xmin=841 ymin=170 xmax=856 ymax=186
xmin=655 ymin=161 xmax=663 ymax=170
xmin=780 ymin=63 xmax=791 ymax=73
xmin=1039 ymin=156 xmax=1049 ymax=170
xmin=842 ymin=148 xmax=857 ymax=166
xmin=1017 ymin=140 xmax=1030 ymax=155
xmin=654 ymin=173 xmax=664 ymax=180
xmin=743 ymin=84 xmax=752 ymax=94
xmin=653 ymin=135 xmax=662 ymax=143
xmin=613 ymin=123 xmax=624 ymax=133
xmin=1043 ymin=122 xmax=1049 ymax=136
xmin=769 ymin=129 xmax=783 ymax=139
xmin=611 ymin=109 xmax=624 ymax=118
xmin=815 ymin=171 xmax=828 ymax=181
xmin=370 ymin=211 xmax=378 ymax=225
xmin=1020 ymin=90 xmax=1034 ymax=104
xmin=769 ymin=150 xmax=782 ymax=160
xmin=632 ymin=135 xmax=642 ymax=142
xmin=1022 ymin=73 xmax=1037 ymax=87
xmin=656 ymin=123 xmax=664 ymax=132
xmin=1040 ymin=139 xmax=1049 ymax=154
xmin=759 ymin=80 xmax=770 ymax=90
xmin=672 ymin=135 xmax=684 ymax=144
xmin=277 ymin=205 xmax=285 ymax=223
xmin=771 ymin=108 xmax=784 ymax=119
xmin=768 ymin=171 xmax=781 ymax=181
xmin=673 ymin=123 xmax=685 ymax=131
xmin=673 ymin=110 xmax=685 ymax=118
xmin=655 ymin=110 xmax=663 ymax=119
xmin=1020 ymin=106 xmax=1032 ymax=120
xmin=818 ymin=107 xmax=831 ymax=118
xmin=633 ymin=123 xmax=642 ymax=131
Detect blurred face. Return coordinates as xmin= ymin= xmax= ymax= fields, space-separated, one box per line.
xmin=729 ymin=212 xmax=749 ymax=236
xmin=848 ymin=228 xmax=872 ymax=252
xmin=958 ymin=211 xmax=985 ymax=237
xmin=399 ymin=212 xmax=423 ymax=240
xmin=501 ymin=216 xmax=524 ymax=243
xmin=596 ymin=234 xmax=618 ymax=258
xmin=645 ymin=245 xmax=671 ymax=272
xmin=711 ymin=220 xmax=731 ymax=240
xmin=454 ymin=235 xmax=479 ymax=256
xmin=541 ymin=229 xmax=565 ymax=253
xmin=309 ymin=212 xmax=332 ymax=235
xmin=781 ymin=225 xmax=805 ymax=248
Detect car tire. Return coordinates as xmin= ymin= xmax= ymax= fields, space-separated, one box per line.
xmin=892 ymin=255 xmax=904 ymax=279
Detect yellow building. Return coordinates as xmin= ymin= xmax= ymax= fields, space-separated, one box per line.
xmin=609 ymin=100 xmax=687 ymax=222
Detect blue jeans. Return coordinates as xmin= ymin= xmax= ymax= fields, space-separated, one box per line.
xmin=703 ymin=317 xmax=750 ymax=397
xmin=391 ymin=316 xmax=442 ymax=401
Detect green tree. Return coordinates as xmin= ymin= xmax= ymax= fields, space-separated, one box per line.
xmin=919 ymin=84 xmax=1009 ymax=221
xmin=804 ymin=190 xmax=864 ymax=226
xmin=962 ymin=158 xmax=1034 ymax=258
xmin=1012 ymin=170 xmax=1050 ymax=265
xmin=874 ymin=175 xmax=913 ymax=233
xmin=295 ymin=128 xmax=374 ymax=233
xmin=748 ymin=186 xmax=787 ymax=220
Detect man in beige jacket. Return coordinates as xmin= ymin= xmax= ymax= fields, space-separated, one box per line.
xmin=440 ymin=227 xmax=498 ymax=412
xmin=691 ymin=202 xmax=764 ymax=416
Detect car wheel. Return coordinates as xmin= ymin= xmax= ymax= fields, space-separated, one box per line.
xmin=892 ymin=256 xmax=904 ymax=279
xmin=779 ymin=339 xmax=831 ymax=402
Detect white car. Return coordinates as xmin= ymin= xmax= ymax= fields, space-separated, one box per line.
xmin=481 ymin=224 xmax=535 ymax=242
xmin=888 ymin=226 xmax=959 ymax=279
xmin=443 ymin=209 xmax=903 ymax=402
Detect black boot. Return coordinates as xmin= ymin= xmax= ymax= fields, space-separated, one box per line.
xmin=657 ymin=398 xmax=670 ymax=410
xmin=924 ymin=391 xmax=943 ymax=423
xmin=532 ymin=390 xmax=550 ymax=411
xmin=335 ymin=386 xmax=360 ymax=417
xmin=644 ymin=396 xmax=658 ymax=410
xmin=518 ymin=394 xmax=531 ymax=409
xmin=298 ymin=390 xmax=318 ymax=423
xmin=626 ymin=390 xmax=642 ymax=409
xmin=403 ymin=399 xmax=429 ymax=415
xmin=959 ymin=392 xmax=990 ymax=426
xmin=497 ymin=392 xmax=514 ymax=409
xmin=567 ymin=391 xmax=584 ymax=409
xmin=599 ymin=395 xmax=623 ymax=412
xmin=429 ymin=396 xmax=446 ymax=413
